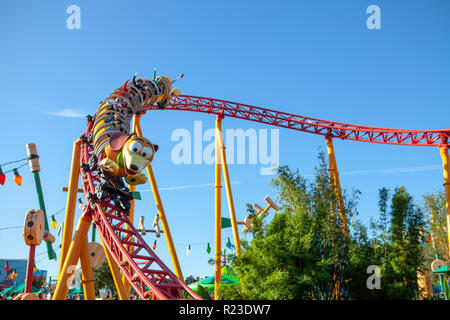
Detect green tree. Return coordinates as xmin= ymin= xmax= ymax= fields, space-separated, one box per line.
xmin=232 ymin=152 xmax=361 ymax=300
xmin=371 ymin=187 xmax=425 ymax=299
xmin=423 ymin=191 xmax=449 ymax=261
xmin=93 ymin=260 xmax=117 ymax=296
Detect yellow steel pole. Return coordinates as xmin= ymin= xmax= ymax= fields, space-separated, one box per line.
xmin=121 ymin=183 xmax=135 ymax=294
xmin=122 ymin=115 xmax=139 ymax=293
xmin=53 ymin=214 xmax=92 ymax=300
xmin=439 ymin=147 xmax=450 ymax=257
xmin=214 ymin=116 xmax=223 ymax=300
xmin=216 ymin=116 xmax=241 ymax=257
xmin=325 ymin=137 xmax=349 ymax=238
xmin=134 ymin=121 xmax=184 ymax=280
xmin=79 ymin=235 xmax=96 ymax=300
xmin=100 ymin=236 xmax=129 ymax=300
xmin=59 ymin=139 xmax=81 ymax=277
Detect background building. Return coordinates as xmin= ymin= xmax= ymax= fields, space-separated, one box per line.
xmin=0 ymin=258 xmax=48 ymax=291
xmin=0 ymin=259 xmax=27 ymax=291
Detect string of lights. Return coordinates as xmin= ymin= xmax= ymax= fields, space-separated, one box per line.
xmin=0 ymin=196 xmax=83 ymax=232
xmin=0 ymin=162 xmax=28 ymax=186
xmin=150 ymin=236 xmax=239 ymax=255
xmin=0 ymin=157 xmax=29 ymax=167
xmin=2 ymin=246 xmax=62 ymax=279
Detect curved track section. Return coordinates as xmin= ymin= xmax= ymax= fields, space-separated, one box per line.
xmin=147 ymin=95 xmax=450 ymax=147
xmin=76 ymin=82 xmax=449 ymax=300
xmin=79 ymin=123 xmax=201 ymax=300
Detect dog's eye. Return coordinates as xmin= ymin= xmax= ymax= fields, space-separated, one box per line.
xmin=128 ymin=141 xmax=142 ymax=153
xmin=141 ymin=146 xmax=153 ymax=159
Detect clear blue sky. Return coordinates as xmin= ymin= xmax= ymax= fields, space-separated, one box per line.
xmin=0 ymin=0 xmax=449 ymax=281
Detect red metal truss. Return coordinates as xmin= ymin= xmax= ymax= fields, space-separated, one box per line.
xmin=143 ymin=95 xmax=450 ymax=147
xmin=79 ymin=129 xmax=201 ymax=300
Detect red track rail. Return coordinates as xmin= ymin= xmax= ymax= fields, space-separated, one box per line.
xmin=144 ymin=95 xmax=450 ymax=147
xmin=79 ymin=128 xmax=201 ymax=300
xmin=78 ymin=91 xmax=448 ymax=300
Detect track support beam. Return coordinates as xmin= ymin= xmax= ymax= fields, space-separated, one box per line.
xmin=325 ymin=137 xmax=349 ymax=238
xmin=214 ymin=115 xmax=223 ymax=300
xmin=53 ymin=213 xmax=92 ymax=300
xmin=100 ymin=236 xmax=129 ymax=300
xmin=216 ymin=116 xmax=241 ymax=258
xmin=59 ymin=139 xmax=82 ymax=277
xmin=122 ymin=115 xmax=139 ymax=295
xmin=135 ymin=120 xmax=184 ymax=281
xmin=439 ymin=147 xmax=450 ymax=258
xmin=79 ymin=235 xmax=96 ymax=300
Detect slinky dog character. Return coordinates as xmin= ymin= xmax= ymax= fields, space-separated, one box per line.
xmin=99 ymin=132 xmax=158 ymax=185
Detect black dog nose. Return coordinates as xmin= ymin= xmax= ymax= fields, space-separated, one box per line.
xmin=130 ymin=165 xmax=138 ymax=171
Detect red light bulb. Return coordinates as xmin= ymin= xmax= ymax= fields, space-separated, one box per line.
xmin=0 ymin=166 xmax=5 ymax=185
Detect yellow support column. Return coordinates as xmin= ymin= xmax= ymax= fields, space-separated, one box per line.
xmin=216 ymin=116 xmax=241 ymax=257
xmin=214 ymin=116 xmax=223 ymax=300
xmin=100 ymin=237 xmax=129 ymax=300
xmin=122 ymin=115 xmax=139 ymax=294
xmin=134 ymin=121 xmax=184 ymax=280
xmin=325 ymin=137 xmax=349 ymax=238
xmin=79 ymin=235 xmax=96 ymax=300
xmin=439 ymin=147 xmax=450 ymax=257
xmin=122 ymin=184 xmax=135 ymax=294
xmin=59 ymin=139 xmax=82 ymax=277
xmin=53 ymin=214 xmax=92 ymax=300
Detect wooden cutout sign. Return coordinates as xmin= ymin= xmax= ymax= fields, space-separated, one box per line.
xmin=23 ymin=209 xmax=45 ymax=246
xmin=88 ymin=242 xmax=106 ymax=268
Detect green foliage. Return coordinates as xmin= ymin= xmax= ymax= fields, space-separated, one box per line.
xmin=370 ymin=187 xmax=425 ymax=299
xmin=94 ymin=260 xmax=117 ymax=296
xmin=232 ymin=152 xmax=362 ymax=299
xmin=196 ymin=284 xmax=212 ymax=300
xmin=226 ymin=151 xmax=428 ymax=300
xmin=423 ymin=191 xmax=449 ymax=261
xmin=217 ymin=283 xmax=246 ymax=300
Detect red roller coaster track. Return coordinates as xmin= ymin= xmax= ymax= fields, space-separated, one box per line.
xmin=80 ymin=122 xmax=201 ymax=300
xmin=144 ymin=95 xmax=450 ymax=147
xmin=80 ymin=92 xmax=449 ymax=300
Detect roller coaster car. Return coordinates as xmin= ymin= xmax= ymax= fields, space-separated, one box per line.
xmin=95 ymin=170 xmax=133 ymax=214
xmin=98 ymin=132 xmax=158 ymax=186
xmin=154 ymin=76 xmax=177 ymax=109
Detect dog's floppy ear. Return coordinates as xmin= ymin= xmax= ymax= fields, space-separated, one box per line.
xmin=153 ymin=144 xmax=159 ymax=152
xmin=109 ymin=132 xmax=130 ymax=151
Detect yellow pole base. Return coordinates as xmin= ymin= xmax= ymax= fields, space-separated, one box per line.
xmin=53 ymin=214 xmax=92 ymax=300
xmin=79 ymin=235 xmax=96 ymax=300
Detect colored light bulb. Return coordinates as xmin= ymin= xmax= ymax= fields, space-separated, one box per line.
xmin=33 ymin=265 xmax=37 ymax=273
xmin=0 ymin=166 xmax=5 ymax=185
xmin=4 ymin=263 xmax=9 ymax=272
xmin=186 ymin=245 xmax=191 ymax=255
xmin=152 ymin=240 xmax=157 ymax=250
xmin=51 ymin=215 xmax=57 ymax=229
xmin=206 ymin=243 xmax=211 ymax=254
xmin=13 ymin=169 xmax=22 ymax=186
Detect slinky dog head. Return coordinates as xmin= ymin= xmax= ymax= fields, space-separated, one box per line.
xmin=109 ymin=132 xmax=159 ymax=175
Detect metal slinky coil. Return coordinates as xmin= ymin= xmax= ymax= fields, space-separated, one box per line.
xmin=92 ymin=75 xmax=173 ymax=158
